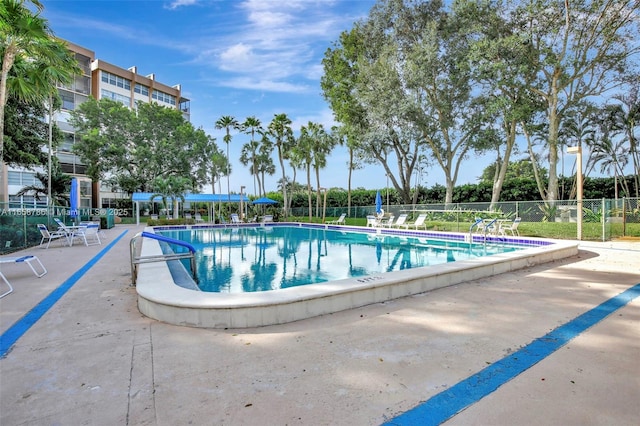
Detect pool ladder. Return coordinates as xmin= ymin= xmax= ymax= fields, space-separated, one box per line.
xmin=468 ymin=218 xmax=499 ymax=244
xmin=130 ymin=232 xmax=197 ymax=285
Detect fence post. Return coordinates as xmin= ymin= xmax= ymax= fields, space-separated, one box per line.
xmin=601 ymin=198 xmax=606 ymax=242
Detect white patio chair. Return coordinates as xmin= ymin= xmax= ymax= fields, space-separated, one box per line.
xmin=37 ymin=224 xmax=68 ymax=248
xmin=73 ymin=223 xmax=102 ymax=246
xmin=327 ymin=213 xmax=346 ymax=225
xmin=408 ymin=214 xmax=428 ymax=230
xmin=391 ymin=213 xmax=409 ymax=228
xmin=375 ymin=214 xmax=395 ymax=228
xmin=499 ymin=217 xmax=521 ymax=236
xmin=231 ymin=213 xmax=243 ymax=225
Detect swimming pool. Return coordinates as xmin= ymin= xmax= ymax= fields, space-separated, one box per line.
xmin=135 ymin=223 xmax=579 ymax=328
xmin=156 ymin=226 xmax=525 ymax=293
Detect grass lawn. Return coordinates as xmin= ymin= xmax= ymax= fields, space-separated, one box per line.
xmin=122 ymin=215 xmax=640 ymax=241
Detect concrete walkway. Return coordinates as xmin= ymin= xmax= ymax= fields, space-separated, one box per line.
xmin=1 ymin=224 xmax=638 ymax=425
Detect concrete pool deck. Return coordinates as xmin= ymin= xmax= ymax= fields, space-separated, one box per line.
xmin=1 ymin=223 xmax=638 ymax=425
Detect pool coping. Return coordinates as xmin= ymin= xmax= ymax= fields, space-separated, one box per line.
xmin=135 ymin=223 xmax=579 ymax=328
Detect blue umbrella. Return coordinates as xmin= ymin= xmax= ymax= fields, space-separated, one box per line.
xmin=69 ymin=178 xmax=79 ymax=222
xmin=252 ymin=197 xmax=278 ymax=205
xmin=375 ymin=191 xmax=382 ymax=215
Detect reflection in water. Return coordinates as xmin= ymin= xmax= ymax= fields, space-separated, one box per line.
xmin=157 ymin=227 xmax=521 ymax=293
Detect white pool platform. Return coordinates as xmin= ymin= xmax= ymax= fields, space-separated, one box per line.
xmin=135 ymin=223 xmax=579 ymax=329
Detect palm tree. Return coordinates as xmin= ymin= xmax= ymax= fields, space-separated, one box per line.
xmin=590 ymin=137 xmax=630 ymax=200
xmin=214 ymin=115 xmax=239 ymax=204
xmin=210 ymin=147 xmax=229 ymax=218
xmin=604 ymin=90 xmax=640 ymax=198
xmin=149 ymin=175 xmax=190 ymax=218
xmin=266 ymin=113 xmax=294 ymax=217
xmin=1 ymin=0 xmax=79 ymax=200
xmin=293 ymin=125 xmax=314 ymax=221
xmin=16 ymin=165 xmax=71 ymax=207
xmin=240 ymin=116 xmax=263 ymax=196
xmin=255 ymin=139 xmax=275 ymax=198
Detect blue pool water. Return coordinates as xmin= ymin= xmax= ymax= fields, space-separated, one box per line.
xmin=157 ymin=226 xmax=525 ymax=293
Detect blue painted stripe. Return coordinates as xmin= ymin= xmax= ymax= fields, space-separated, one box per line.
xmin=0 ymin=230 xmax=128 ymax=358
xmin=386 ymin=282 xmax=640 ymax=426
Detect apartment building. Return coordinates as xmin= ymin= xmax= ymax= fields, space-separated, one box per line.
xmin=4 ymin=40 xmax=190 ymax=209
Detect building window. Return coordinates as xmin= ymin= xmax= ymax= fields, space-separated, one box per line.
xmin=8 ymin=171 xmax=39 ymax=186
xmin=152 ymin=90 xmax=176 ymax=106
xmin=59 ymin=89 xmax=75 ymax=110
xmin=60 ymin=132 xmax=74 ymax=152
xmin=134 ymin=83 xmax=149 ymax=96
xmin=101 ymin=71 xmax=131 ymax=90
xmin=101 ymin=89 xmax=130 ymax=106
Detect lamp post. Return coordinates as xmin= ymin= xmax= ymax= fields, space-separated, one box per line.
xmin=385 ymin=174 xmax=390 ymax=212
xmin=567 ymin=146 xmax=583 ymax=240
xmin=320 ymin=188 xmax=327 ymax=223
xmin=47 ymin=96 xmax=53 ymax=226
xmin=240 ymin=185 xmax=246 ymax=221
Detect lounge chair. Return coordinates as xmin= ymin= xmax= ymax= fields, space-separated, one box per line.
xmin=366 ymin=215 xmax=378 ymax=227
xmin=194 ymin=213 xmax=204 ymax=223
xmin=375 ymin=214 xmax=395 ymax=228
xmin=73 ymin=223 xmax=102 ymax=246
xmin=230 ymin=213 xmax=243 ymax=225
xmin=327 ymin=213 xmax=346 ymax=225
xmin=185 ymin=213 xmax=193 ymax=220
xmin=499 ymin=217 xmax=521 ymax=236
xmin=408 ymin=213 xmax=427 ymax=230
xmin=261 ymin=215 xmax=273 ymax=223
xmin=0 ymin=255 xmax=48 ymax=298
xmin=37 ymin=224 xmax=68 ymax=248
xmin=391 ymin=213 xmax=409 ymax=228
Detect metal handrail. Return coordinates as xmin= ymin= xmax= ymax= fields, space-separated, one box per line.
xmin=130 ymin=232 xmax=197 ymax=285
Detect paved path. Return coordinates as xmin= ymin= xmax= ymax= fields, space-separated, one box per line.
xmin=1 ymin=225 xmax=638 ymax=425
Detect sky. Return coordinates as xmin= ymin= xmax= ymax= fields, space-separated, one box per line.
xmin=39 ymin=0 xmax=481 ymax=196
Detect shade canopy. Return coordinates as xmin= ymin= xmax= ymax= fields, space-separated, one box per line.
xmin=252 ymin=197 xmax=278 ymax=205
xmin=131 ymin=192 xmax=249 ymax=203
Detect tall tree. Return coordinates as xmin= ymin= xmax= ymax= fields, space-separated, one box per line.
xmin=459 ymin=0 xmax=541 ymax=206
xmin=292 ymin=125 xmax=314 ymax=221
xmin=215 ymin=115 xmax=239 ymax=202
xmin=71 ymin=98 xmax=212 ymax=195
xmin=240 ymin=116 xmax=263 ymax=196
xmin=602 ymin=88 xmax=640 ymax=198
xmin=1 ymin=0 xmax=79 ymax=201
xmin=265 ymin=113 xmax=294 ymax=217
xmin=516 ymin=0 xmax=639 ymax=203
xmin=255 ymin=137 xmax=275 ymax=198
xmin=3 ymin=95 xmax=61 ymax=168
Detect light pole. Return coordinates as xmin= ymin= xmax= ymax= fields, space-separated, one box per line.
xmin=240 ymin=185 xmax=246 ymax=221
xmin=385 ymin=174 xmax=390 ymax=212
xmin=567 ymin=146 xmax=583 ymax=240
xmin=320 ymin=188 xmax=327 ymax=223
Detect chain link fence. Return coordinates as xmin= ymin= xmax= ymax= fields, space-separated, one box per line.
xmin=1 ymin=198 xmax=637 ymax=253
xmin=291 ymin=197 xmax=640 ymax=242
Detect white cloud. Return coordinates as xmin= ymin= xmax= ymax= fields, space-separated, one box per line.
xmin=195 ymin=0 xmax=362 ymax=94
xmin=217 ymin=77 xmax=311 ymax=94
xmin=166 ymin=0 xmax=199 ymax=10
